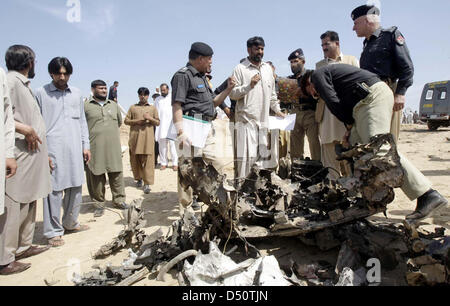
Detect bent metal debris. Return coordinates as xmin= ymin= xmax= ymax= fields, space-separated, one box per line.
xmin=72 ymin=134 xmax=449 ymax=286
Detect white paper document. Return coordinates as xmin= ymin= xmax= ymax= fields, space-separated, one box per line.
xmin=268 ymin=114 xmax=297 ymax=131
xmin=167 ymin=115 xmax=212 ymax=148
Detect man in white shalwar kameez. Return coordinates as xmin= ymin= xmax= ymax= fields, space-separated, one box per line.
xmin=0 ymin=67 xmax=16 ymax=216
xmin=155 ymin=84 xmax=178 ymax=171
xmin=230 ymin=37 xmax=284 ymax=179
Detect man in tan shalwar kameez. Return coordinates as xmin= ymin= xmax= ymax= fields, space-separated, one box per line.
xmin=125 ymin=87 xmax=160 ymax=194
xmin=315 ymin=31 xmax=359 ymax=181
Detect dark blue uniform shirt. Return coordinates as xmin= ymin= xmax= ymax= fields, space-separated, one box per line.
xmin=360 ymin=26 xmax=414 ymax=96
xmin=311 ymin=64 xmax=380 ymax=125
xmin=171 ymin=63 xmax=216 ymax=119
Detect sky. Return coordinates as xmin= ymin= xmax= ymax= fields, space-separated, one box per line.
xmin=1 ymin=0 xmax=449 ymax=111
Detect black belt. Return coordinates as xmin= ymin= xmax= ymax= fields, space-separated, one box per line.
xmin=362 ymin=77 xmax=381 ymax=88
xmin=353 ymin=77 xmax=381 ymax=101
xmin=184 ymin=111 xmax=215 ymax=122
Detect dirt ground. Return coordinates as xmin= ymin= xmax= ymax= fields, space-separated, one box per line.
xmin=0 ymin=121 xmax=448 ymax=286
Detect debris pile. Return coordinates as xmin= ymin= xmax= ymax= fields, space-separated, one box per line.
xmin=237 ymin=133 xmax=405 ymax=238
xmin=405 ymin=225 xmax=450 ymax=286
xmin=71 ymin=133 xmax=448 ymax=286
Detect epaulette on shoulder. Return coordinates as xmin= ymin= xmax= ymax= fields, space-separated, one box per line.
xmin=178 ymin=67 xmax=189 ymax=74
xmin=382 ymin=26 xmax=398 ymax=33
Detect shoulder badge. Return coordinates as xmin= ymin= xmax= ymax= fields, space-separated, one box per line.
xmin=394 ymin=29 xmax=406 ymax=46
xmin=396 ymin=34 xmax=405 ymax=46
xmin=178 ymin=67 xmax=188 ymax=74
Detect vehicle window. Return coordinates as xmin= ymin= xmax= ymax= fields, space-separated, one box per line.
xmin=437 ymin=87 xmax=447 ymax=100
xmin=425 ymin=89 xmax=434 ymax=100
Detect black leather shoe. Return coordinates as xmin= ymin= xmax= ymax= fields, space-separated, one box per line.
xmin=406 ymin=190 xmax=448 ymax=223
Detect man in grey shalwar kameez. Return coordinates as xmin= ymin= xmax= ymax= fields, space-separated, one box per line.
xmin=35 ymin=57 xmax=91 ymax=247
xmin=1 ymin=46 xmax=52 ymax=275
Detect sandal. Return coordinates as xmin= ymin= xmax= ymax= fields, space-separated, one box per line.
xmin=48 ymin=237 xmax=65 ymax=247
xmin=64 ymin=224 xmax=90 ymax=235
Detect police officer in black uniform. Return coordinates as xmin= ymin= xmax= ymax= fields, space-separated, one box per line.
xmin=300 ymin=65 xmax=448 ymax=225
xmin=171 ymin=42 xmax=235 ymax=214
xmin=352 ymin=4 xmax=414 ymax=143
xmin=287 ymin=48 xmax=321 ymax=161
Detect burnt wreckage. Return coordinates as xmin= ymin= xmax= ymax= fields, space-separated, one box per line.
xmin=73 ymin=134 xmax=449 ymax=286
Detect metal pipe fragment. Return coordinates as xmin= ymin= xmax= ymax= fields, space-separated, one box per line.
xmin=157 ymin=250 xmax=198 ymax=282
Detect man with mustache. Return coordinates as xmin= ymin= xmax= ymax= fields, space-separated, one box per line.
xmin=84 ymin=80 xmax=128 ymax=218
xmin=230 ymin=37 xmax=285 ymax=178
xmin=171 ymin=42 xmax=235 ymax=214
xmin=287 ymin=48 xmax=321 ymax=162
xmin=315 ymin=31 xmax=359 ymax=180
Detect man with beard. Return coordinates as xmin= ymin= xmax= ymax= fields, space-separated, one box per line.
xmin=155 ymin=83 xmax=178 ymax=171
xmin=230 ymin=37 xmax=285 ymax=178
xmin=287 ymin=48 xmax=320 ymax=162
xmin=35 ymin=57 xmax=91 ymax=247
xmin=84 ymin=80 xmax=128 ymax=218
xmin=1 ymin=45 xmax=52 ymax=275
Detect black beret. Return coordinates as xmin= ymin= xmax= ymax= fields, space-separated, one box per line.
xmin=351 ymin=5 xmax=380 ymax=21
xmin=288 ymin=48 xmax=304 ymax=61
xmin=190 ymin=42 xmax=214 ymax=56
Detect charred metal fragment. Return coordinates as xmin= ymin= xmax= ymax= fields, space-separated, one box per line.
xmin=93 ymin=200 xmax=146 ymax=259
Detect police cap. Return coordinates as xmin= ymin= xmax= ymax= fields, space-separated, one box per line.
xmin=351 ymin=5 xmax=380 ymax=21
xmin=288 ymin=48 xmax=304 ymax=61
xmin=190 ymin=42 xmax=214 ymax=57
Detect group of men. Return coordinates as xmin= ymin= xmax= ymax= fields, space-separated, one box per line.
xmin=0 ymin=46 xmax=135 ymax=275
xmin=0 ymin=4 xmax=448 ymax=277
xmin=171 ymin=5 xmax=447 ymax=231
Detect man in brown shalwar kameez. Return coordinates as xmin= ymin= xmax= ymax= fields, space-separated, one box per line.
xmin=125 ymin=87 xmax=160 ymax=194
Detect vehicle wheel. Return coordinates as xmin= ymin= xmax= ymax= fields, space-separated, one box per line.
xmin=427 ymin=122 xmax=439 ymax=131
